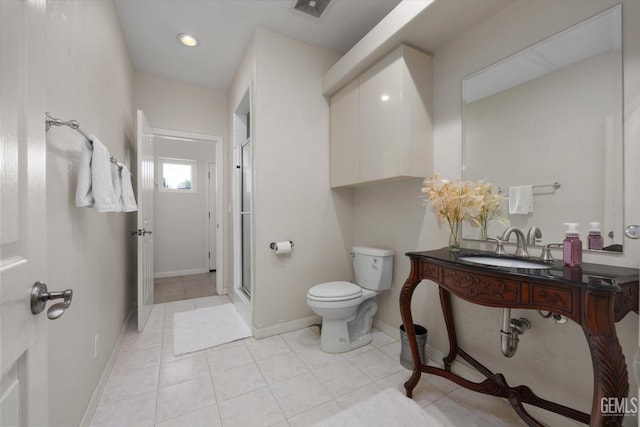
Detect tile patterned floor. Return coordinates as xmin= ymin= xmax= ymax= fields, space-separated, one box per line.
xmin=89 ymin=295 xmax=527 ymax=427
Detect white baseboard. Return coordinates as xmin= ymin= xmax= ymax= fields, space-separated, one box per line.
xmin=373 ymin=318 xmax=401 ymax=340
xmin=80 ymin=310 xmax=133 ymax=427
xmin=253 ymin=314 xmax=322 ymax=339
xmin=154 ymin=268 xmax=208 ymax=279
xmin=232 ymin=290 xmax=252 ymax=331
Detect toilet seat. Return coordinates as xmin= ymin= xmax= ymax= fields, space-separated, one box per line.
xmin=307 ymin=281 xmax=362 ymax=302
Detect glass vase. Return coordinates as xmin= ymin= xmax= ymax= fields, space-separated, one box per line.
xmin=480 ymin=222 xmax=488 ymax=241
xmin=448 ymin=221 xmax=462 ymax=252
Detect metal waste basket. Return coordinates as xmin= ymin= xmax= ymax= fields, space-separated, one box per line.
xmin=399 ymin=324 xmax=427 ymax=370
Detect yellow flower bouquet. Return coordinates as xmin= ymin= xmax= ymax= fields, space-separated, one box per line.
xmin=468 ymin=180 xmax=509 ymax=240
xmin=422 ymin=174 xmax=506 ymax=250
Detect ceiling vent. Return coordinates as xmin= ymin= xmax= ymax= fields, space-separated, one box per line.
xmin=294 ymin=0 xmax=331 ymax=18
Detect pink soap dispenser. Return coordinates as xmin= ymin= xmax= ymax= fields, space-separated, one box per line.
xmin=563 ymin=222 xmax=582 ymax=266
xmin=588 ymin=222 xmax=604 ymax=250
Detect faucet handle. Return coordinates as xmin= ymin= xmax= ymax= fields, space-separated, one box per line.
xmin=540 ymin=243 xmax=563 ymax=262
xmin=487 ymin=237 xmax=507 ymax=256
xmin=515 ymin=246 xmax=529 ymax=259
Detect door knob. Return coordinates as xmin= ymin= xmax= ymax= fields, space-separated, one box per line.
xmin=31 ymin=281 xmax=73 ymax=320
xmin=625 ymin=225 xmax=640 ymax=239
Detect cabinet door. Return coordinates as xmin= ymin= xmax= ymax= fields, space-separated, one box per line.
xmin=330 ymin=79 xmax=359 ymax=187
xmin=359 ymin=51 xmax=403 ymax=183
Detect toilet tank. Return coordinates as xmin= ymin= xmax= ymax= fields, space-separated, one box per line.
xmin=352 ymin=246 xmax=394 ymax=291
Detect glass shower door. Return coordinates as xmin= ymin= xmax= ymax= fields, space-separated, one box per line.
xmin=240 ymin=138 xmax=252 ymax=297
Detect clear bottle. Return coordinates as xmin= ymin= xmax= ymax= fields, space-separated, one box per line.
xmin=563 ymin=222 xmax=582 ymax=266
xmin=588 ymin=222 xmax=604 ymax=250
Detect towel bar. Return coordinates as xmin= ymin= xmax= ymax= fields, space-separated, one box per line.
xmin=45 ymin=112 xmax=121 ymax=167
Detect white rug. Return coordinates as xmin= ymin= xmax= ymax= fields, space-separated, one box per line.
xmin=173 ymin=303 xmax=251 ymax=355
xmin=313 ymin=388 xmax=444 ymax=427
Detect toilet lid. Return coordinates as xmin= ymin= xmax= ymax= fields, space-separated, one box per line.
xmin=307 ymin=281 xmax=362 ymax=302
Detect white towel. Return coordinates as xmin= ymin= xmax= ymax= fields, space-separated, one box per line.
xmin=119 ymin=164 xmax=138 ymax=212
xmin=509 ymin=185 xmax=533 ymax=215
xmin=110 ymin=162 xmax=122 ymax=212
xmin=90 ymin=136 xmax=119 ymax=213
xmin=75 ymin=140 xmax=94 ymax=207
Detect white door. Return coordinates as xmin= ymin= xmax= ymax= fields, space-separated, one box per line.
xmin=208 ymin=162 xmax=216 ymax=271
xmin=136 ymin=110 xmax=154 ymax=332
xmin=0 ymin=0 xmax=48 ymax=425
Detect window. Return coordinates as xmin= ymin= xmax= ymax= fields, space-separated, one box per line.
xmin=158 ymin=157 xmax=196 ymax=192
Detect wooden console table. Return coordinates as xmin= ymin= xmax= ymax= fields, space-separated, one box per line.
xmin=399 ymin=248 xmax=638 ymax=427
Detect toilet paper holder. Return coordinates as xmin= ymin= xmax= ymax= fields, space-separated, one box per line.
xmin=270 ymin=241 xmax=294 ymax=250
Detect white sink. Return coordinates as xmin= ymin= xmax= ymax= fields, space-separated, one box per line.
xmin=459 ymin=256 xmax=550 ymax=270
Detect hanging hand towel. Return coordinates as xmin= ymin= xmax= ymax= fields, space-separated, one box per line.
xmin=508 ymin=185 xmax=533 ymax=215
xmin=119 ymin=164 xmax=138 ymax=212
xmin=90 ymin=136 xmax=119 ymax=212
xmin=75 ymin=140 xmax=95 ymax=207
xmin=110 ymin=162 xmax=123 ymax=212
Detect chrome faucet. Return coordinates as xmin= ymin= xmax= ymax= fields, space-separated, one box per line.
xmin=499 ymin=227 xmax=529 ymax=258
xmin=527 ymin=226 xmax=542 ymax=246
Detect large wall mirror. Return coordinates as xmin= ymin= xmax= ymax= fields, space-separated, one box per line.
xmin=462 ymin=5 xmax=623 ymax=253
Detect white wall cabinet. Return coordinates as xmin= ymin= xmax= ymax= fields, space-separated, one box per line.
xmin=330 ymin=79 xmax=360 ymax=187
xmin=330 ymin=44 xmax=433 ymax=188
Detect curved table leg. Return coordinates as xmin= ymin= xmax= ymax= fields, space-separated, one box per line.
xmin=439 ymin=287 xmax=458 ymax=371
xmin=399 ymin=259 xmax=422 ymax=397
xmin=581 ymin=289 xmax=629 ymax=427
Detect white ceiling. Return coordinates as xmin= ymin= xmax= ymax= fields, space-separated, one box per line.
xmin=114 ymin=0 xmax=402 ymax=90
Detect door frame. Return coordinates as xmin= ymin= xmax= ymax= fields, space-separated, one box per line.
xmin=232 ymin=84 xmax=253 ymax=328
xmin=208 ymin=162 xmax=217 ymax=272
xmin=150 ymin=128 xmax=225 ymax=295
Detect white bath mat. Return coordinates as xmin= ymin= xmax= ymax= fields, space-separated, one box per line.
xmin=173 ymin=303 xmax=251 ymax=355
xmin=313 ymin=388 xmax=444 ymax=427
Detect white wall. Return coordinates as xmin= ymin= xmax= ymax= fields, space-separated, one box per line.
xmin=252 ymin=27 xmax=352 ymax=333
xmin=153 ymin=137 xmax=215 ymax=276
xmin=227 ymin=27 xmax=354 ymax=335
xmin=134 ymin=72 xmax=227 ymax=136
xmin=354 ymin=1 xmax=639 ymax=425
xmin=45 ymin=1 xmax=135 ymax=426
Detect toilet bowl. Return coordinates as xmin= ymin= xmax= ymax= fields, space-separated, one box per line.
xmin=306 ymin=247 xmax=393 ymax=353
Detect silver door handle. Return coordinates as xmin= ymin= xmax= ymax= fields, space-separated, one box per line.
xmin=31 ymin=281 xmax=73 ymax=320
xmin=625 ymin=225 xmax=640 ymax=239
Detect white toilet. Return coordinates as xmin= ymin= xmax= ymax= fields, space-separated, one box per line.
xmin=306 ymin=246 xmax=393 ymax=353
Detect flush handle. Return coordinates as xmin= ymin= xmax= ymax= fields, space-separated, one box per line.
xmin=31 ymin=281 xmax=73 ymax=320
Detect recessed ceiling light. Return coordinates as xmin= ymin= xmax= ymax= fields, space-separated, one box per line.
xmin=177 ymin=33 xmax=199 ymax=47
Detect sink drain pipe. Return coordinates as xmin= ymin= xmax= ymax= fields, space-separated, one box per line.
xmin=500 ymin=308 xmax=531 ymax=358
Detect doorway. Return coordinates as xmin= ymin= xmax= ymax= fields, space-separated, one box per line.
xmin=147 ymin=128 xmax=224 ymax=304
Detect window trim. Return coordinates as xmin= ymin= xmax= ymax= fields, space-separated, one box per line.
xmin=158 ymin=157 xmax=197 ymax=193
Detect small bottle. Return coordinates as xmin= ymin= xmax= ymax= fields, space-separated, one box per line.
xmin=563 ymin=222 xmax=582 ymax=266
xmin=588 ymin=222 xmax=604 ymax=250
